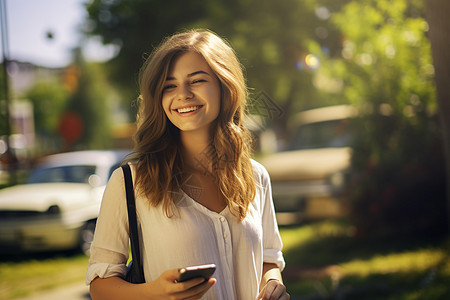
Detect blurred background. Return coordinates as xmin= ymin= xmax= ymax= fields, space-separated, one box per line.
xmin=0 ymin=0 xmax=449 ymax=299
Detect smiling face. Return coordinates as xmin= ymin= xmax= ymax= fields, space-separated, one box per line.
xmin=161 ymin=51 xmax=221 ymax=136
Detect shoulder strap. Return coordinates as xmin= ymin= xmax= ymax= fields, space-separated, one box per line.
xmin=121 ymin=164 xmax=144 ymax=279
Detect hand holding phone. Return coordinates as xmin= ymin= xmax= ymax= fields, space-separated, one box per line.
xmin=177 ymin=264 xmax=216 ymax=282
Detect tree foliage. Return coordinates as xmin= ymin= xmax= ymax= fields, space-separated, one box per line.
xmin=63 ymin=50 xmax=112 ymax=150
xmin=317 ymin=0 xmax=446 ymax=236
xmin=26 ymin=80 xmax=68 ymax=137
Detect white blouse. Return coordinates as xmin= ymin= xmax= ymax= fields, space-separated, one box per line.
xmin=86 ymin=160 xmax=285 ymax=299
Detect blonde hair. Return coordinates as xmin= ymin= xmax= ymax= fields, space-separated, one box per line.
xmin=127 ymin=29 xmax=255 ymax=220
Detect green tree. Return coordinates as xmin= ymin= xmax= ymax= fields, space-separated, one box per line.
xmin=25 ymin=80 xmax=68 ymax=153
xmin=63 ymin=50 xmax=113 ymax=150
xmin=318 ymin=0 xmax=446 ymax=236
xmin=26 ymin=81 xmax=68 ymax=138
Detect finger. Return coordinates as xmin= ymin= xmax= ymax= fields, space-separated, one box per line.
xmin=269 ymin=282 xmax=289 ymax=300
xmin=270 ymin=284 xmax=287 ymax=300
xmin=173 ymin=277 xmax=207 ymax=292
xmin=264 ymin=282 xmax=278 ymax=299
xmin=178 ymin=278 xmax=216 ymax=299
xmin=188 ymin=278 xmax=216 ymax=293
xmin=257 ymin=286 xmax=273 ymax=300
xmin=280 ymin=293 xmax=290 ymax=300
xmin=258 ymin=280 xmax=285 ymax=300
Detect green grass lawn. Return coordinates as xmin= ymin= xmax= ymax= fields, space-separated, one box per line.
xmin=0 ymin=252 xmax=89 ymax=299
xmin=280 ymin=219 xmax=450 ymax=299
xmin=0 ymin=219 xmax=448 ymax=299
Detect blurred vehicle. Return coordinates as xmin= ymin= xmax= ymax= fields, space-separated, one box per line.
xmin=260 ymin=105 xmax=357 ymax=225
xmin=0 ymin=150 xmax=129 ymax=254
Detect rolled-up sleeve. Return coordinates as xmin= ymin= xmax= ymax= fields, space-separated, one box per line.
xmin=257 ymin=162 xmax=286 ymax=271
xmin=86 ymin=168 xmax=130 ymax=285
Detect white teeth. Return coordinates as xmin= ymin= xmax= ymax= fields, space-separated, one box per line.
xmin=177 ymin=106 xmax=201 ymax=113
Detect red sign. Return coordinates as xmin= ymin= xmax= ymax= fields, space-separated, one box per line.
xmin=59 ymin=111 xmax=83 ymax=143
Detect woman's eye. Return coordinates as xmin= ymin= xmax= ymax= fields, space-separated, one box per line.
xmin=191 ymin=79 xmax=206 ymax=84
xmin=163 ymin=84 xmax=176 ymax=92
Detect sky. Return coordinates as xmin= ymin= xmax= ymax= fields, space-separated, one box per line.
xmin=4 ymin=0 xmax=114 ymax=68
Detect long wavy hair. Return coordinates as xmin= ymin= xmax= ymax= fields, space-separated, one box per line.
xmin=126 ymin=29 xmax=256 ymax=220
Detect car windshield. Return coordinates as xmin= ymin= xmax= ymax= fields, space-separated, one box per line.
xmin=288 ymin=119 xmax=352 ymax=150
xmin=27 ymin=165 xmax=97 ymax=184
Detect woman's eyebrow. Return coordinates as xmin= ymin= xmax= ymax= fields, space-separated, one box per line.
xmin=188 ymin=70 xmax=210 ymax=77
xmin=166 ymin=70 xmax=210 ymax=81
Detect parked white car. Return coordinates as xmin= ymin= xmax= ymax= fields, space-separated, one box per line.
xmin=260 ymin=105 xmax=357 ymax=225
xmin=0 ymin=150 xmax=129 ymax=254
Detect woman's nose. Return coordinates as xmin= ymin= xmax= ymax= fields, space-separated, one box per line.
xmin=176 ymin=84 xmax=193 ymax=100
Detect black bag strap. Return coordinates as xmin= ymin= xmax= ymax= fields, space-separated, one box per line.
xmin=121 ymin=164 xmax=144 ymax=281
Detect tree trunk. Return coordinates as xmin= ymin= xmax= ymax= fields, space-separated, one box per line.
xmin=425 ymin=0 xmax=450 ymax=233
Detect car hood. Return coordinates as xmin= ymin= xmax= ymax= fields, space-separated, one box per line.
xmin=0 ymin=183 xmax=96 ymax=212
xmin=260 ymin=147 xmax=352 ymax=181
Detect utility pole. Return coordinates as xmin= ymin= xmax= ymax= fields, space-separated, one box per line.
xmin=0 ymin=0 xmax=17 ymax=185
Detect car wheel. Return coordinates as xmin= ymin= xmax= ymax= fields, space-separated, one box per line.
xmin=79 ymin=220 xmax=96 ymax=256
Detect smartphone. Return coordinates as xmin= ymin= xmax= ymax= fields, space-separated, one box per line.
xmin=177 ymin=264 xmax=216 ymax=282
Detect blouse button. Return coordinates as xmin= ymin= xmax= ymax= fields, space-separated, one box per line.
xmin=220 ymin=216 xmax=225 ymax=222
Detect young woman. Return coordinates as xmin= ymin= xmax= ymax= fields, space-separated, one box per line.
xmin=87 ymin=29 xmax=289 ymax=300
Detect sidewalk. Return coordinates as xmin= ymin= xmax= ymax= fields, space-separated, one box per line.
xmin=16 ymin=283 xmax=90 ymax=300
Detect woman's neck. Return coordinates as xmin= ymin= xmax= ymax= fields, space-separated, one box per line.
xmin=180 ymin=129 xmax=215 ymax=174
